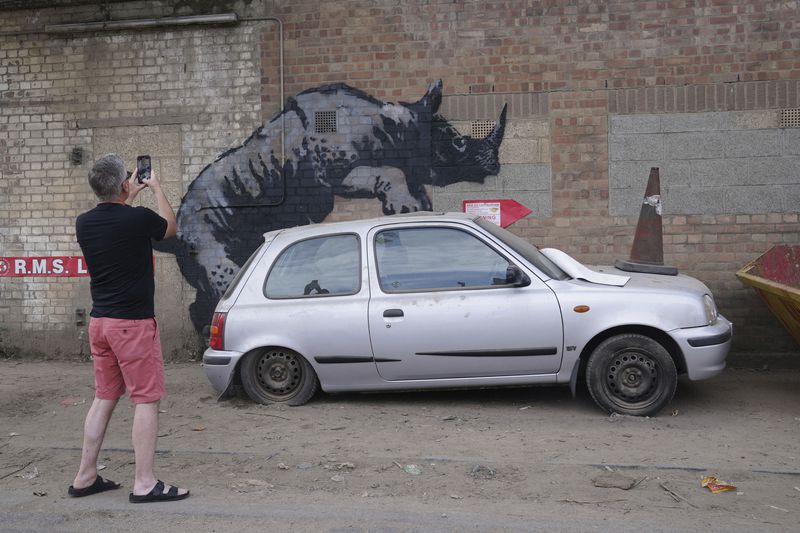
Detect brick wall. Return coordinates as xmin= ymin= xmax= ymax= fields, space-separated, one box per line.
xmin=260 ymin=0 xmax=800 ymax=354
xmin=0 ymin=1 xmax=263 ymax=357
xmin=1 ymin=0 xmax=799 ymax=358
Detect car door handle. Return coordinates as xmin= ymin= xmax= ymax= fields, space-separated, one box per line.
xmin=383 ymin=309 xmax=404 ymax=318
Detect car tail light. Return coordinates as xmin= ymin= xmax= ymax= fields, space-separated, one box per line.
xmin=209 ymin=312 xmax=226 ymax=350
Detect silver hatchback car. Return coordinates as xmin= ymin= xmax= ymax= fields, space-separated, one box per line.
xmin=203 ymin=212 xmax=731 ymax=416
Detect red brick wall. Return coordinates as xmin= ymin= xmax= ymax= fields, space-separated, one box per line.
xmin=262 ymin=0 xmax=799 ymax=104
xmin=254 ymin=0 xmax=800 ymax=353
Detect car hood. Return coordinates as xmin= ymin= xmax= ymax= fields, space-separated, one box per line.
xmin=592 ymin=265 xmax=711 ymax=296
xmin=541 ymin=248 xmax=630 ymax=286
xmin=541 ymin=248 xmax=710 ymax=296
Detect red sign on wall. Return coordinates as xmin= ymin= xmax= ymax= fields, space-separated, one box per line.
xmin=463 ymin=199 xmax=532 ymax=228
xmin=0 ymin=256 xmax=89 ymax=277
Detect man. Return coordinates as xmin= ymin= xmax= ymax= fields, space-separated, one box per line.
xmin=69 ymin=154 xmax=189 ymax=503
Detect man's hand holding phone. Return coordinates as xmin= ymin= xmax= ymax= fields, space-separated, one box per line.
xmin=127 ymin=155 xmax=161 ymax=203
xmin=127 ymin=155 xmax=177 ymax=238
xmin=136 ymin=155 xmax=152 ymax=184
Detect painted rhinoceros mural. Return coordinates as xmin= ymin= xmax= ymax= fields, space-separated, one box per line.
xmin=156 ymin=80 xmax=507 ymax=332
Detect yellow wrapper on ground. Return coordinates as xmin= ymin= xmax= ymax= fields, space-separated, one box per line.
xmin=702 ymin=475 xmax=736 ymax=493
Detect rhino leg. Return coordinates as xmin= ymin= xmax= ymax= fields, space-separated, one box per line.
xmin=341 ymin=166 xmax=431 ymax=215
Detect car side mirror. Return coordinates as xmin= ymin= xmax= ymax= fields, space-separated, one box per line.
xmin=506 ymin=264 xmax=531 ymax=287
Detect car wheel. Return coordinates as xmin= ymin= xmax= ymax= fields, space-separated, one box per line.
xmin=240 ymin=348 xmax=319 ymax=406
xmin=585 ymin=333 xmax=677 ymax=417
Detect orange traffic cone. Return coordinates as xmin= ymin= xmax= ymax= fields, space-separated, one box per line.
xmin=615 ymin=167 xmax=678 ymax=276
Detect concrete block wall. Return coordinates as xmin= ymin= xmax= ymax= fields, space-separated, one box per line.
xmin=2 ymin=0 xmax=799 ymax=358
xmin=610 ymin=109 xmax=799 ymax=215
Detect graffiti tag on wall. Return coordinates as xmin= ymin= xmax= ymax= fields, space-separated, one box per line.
xmin=155 ymin=80 xmax=507 ymax=332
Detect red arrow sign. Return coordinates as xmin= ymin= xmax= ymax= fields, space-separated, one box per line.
xmin=463 ymin=199 xmax=532 ymax=227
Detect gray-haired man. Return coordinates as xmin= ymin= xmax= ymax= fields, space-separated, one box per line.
xmin=70 ymin=154 xmax=189 ymax=503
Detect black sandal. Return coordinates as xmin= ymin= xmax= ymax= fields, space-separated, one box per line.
xmin=129 ymin=480 xmax=190 ymax=503
xmin=68 ymin=475 xmax=121 ymax=497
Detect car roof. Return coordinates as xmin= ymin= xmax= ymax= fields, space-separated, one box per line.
xmin=263 ymin=211 xmax=478 ymax=240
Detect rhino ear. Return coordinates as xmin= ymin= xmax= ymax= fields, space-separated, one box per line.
xmin=417 ymin=79 xmax=443 ymax=114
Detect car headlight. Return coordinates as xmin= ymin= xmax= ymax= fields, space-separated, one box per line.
xmin=703 ymin=294 xmax=718 ymax=325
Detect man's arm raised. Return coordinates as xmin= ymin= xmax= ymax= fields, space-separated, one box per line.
xmin=142 ymin=170 xmax=177 ymax=239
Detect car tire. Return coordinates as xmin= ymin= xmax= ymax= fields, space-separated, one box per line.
xmin=240 ymin=348 xmax=319 ymax=406
xmin=585 ymin=333 xmax=677 ymax=417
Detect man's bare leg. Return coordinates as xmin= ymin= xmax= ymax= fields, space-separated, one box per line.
xmin=131 ymin=401 xmax=188 ymax=496
xmin=72 ymin=397 xmax=118 ymax=489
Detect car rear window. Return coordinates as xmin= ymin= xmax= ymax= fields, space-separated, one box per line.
xmin=220 ymin=242 xmax=265 ymax=303
xmin=264 ymin=234 xmax=361 ymax=299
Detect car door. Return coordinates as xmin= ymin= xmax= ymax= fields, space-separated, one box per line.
xmin=250 ymin=232 xmax=374 ymax=364
xmin=367 ymin=222 xmax=563 ymax=381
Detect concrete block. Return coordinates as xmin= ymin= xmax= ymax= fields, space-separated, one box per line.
xmin=660 ymin=111 xmax=736 ymax=132
xmin=782 ymin=129 xmax=800 ymax=155
xmin=611 ymin=160 xmax=692 ymax=190
xmin=723 ymin=130 xmax=782 ymax=158
xmin=158 ymin=156 xmax=183 ymax=184
xmin=611 ymin=183 xmax=733 ymax=216
xmin=723 ymin=185 xmax=784 ymax=214
xmin=504 ymin=119 xmax=549 ymax=139
xmin=608 ymin=187 xmax=644 ymax=216
xmin=609 ymin=134 xmax=664 ymax=161
xmin=432 ymin=191 xmax=474 ymax=215
xmin=735 ymin=110 xmax=779 ymax=129
xmin=664 ymin=131 xmax=726 ymax=159
xmin=691 ymin=158 xmax=750 ymax=187
xmin=663 ymin=186 xmax=728 ymax=215
xmin=609 ymin=114 xmax=660 ymax=134
xmin=609 ymin=161 xmax=655 ymax=189
xmin=500 ymin=137 xmax=540 ymax=164
xmin=160 ymin=182 xmax=183 ymax=210
xmin=748 ymin=156 xmax=800 ymax=185
xmin=659 ymin=160 xmax=693 ymax=187
xmin=498 ymin=163 xmax=551 ymax=191
xmin=152 ymin=126 xmax=183 ymax=155
xmin=539 ymin=139 xmax=551 ymax=162
xmin=779 ymin=184 xmax=800 ymax=212
xmin=521 ymin=190 xmax=552 ymax=218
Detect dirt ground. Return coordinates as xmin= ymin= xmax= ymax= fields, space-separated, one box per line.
xmin=1 ymin=360 xmax=799 ymax=532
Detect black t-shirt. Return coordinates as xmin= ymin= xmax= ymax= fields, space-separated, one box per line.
xmin=76 ymin=203 xmax=168 ymax=319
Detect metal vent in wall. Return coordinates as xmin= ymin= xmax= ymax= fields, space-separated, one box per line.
xmin=471 ymin=120 xmax=496 ymax=138
xmin=780 ymin=108 xmax=800 ymax=128
xmin=315 ymin=111 xmax=337 ymax=134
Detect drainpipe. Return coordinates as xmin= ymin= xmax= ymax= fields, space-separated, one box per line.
xmin=242 ymin=16 xmax=286 ymax=167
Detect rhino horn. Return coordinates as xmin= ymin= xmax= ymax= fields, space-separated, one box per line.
xmin=484 ymin=104 xmax=507 ymax=148
xmin=417 ymin=79 xmax=443 ymax=114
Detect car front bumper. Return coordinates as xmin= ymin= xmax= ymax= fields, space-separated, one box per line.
xmin=203 ymin=348 xmax=243 ymax=395
xmin=670 ymin=315 xmax=733 ymax=380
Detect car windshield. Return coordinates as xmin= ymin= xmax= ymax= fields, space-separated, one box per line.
xmin=475 ymin=218 xmax=569 ymax=281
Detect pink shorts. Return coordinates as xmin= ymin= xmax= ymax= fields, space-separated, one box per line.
xmin=89 ymin=317 xmax=165 ymax=404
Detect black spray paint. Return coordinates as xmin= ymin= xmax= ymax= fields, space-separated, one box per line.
xmin=156 ymin=80 xmax=507 ymax=332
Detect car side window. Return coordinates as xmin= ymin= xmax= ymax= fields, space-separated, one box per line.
xmin=375 ymin=227 xmax=511 ymax=292
xmin=264 ymin=234 xmax=360 ymax=298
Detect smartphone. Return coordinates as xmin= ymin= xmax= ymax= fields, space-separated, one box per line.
xmin=136 ymin=155 xmax=152 ymax=184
